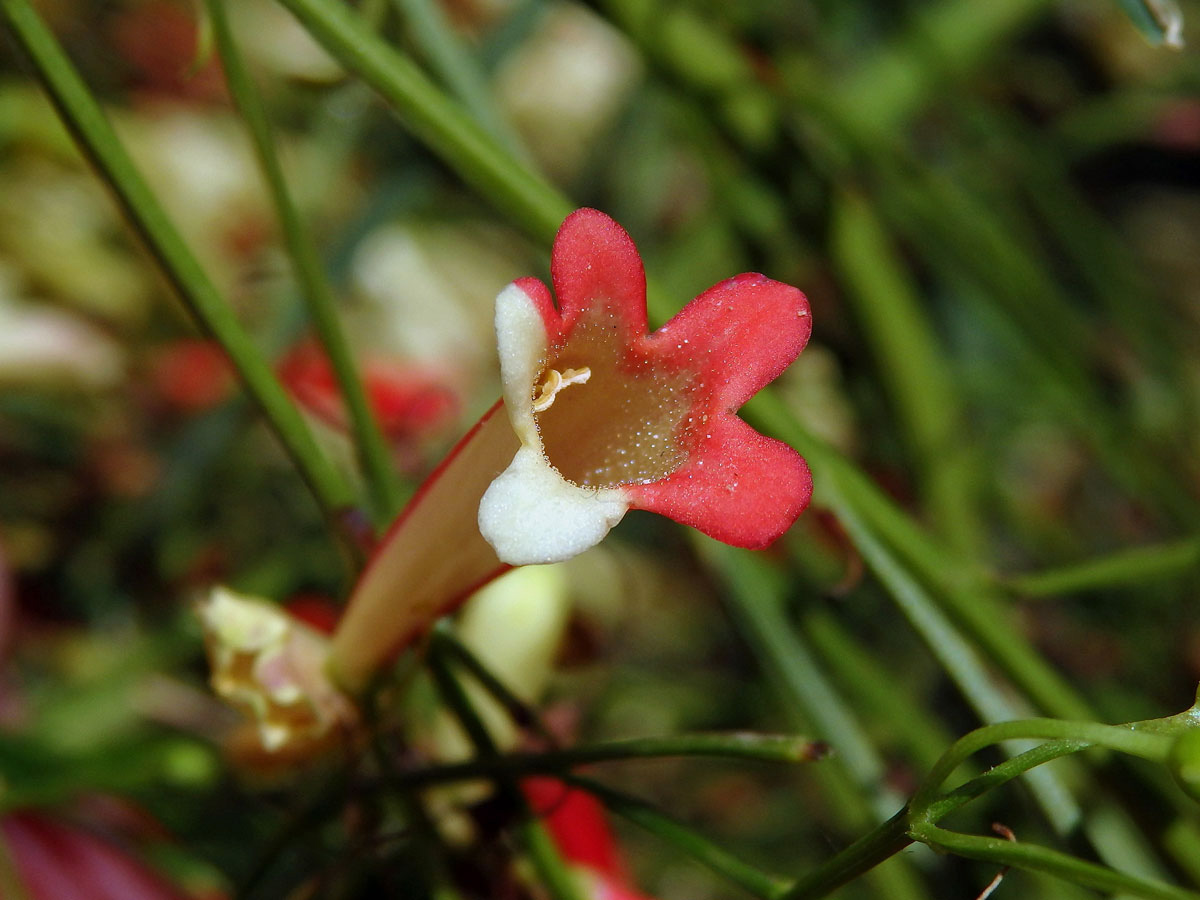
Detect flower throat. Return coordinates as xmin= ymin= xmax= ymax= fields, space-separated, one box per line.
xmin=534 ymin=306 xmax=695 ymax=488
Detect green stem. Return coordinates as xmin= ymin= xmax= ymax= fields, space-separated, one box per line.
xmin=364 ymin=688 xmax=465 ymax=900
xmin=206 ymin=0 xmax=405 ymax=529
xmin=1004 ymin=537 xmax=1200 ymax=597
xmin=922 ymin=739 xmax=1084 ymax=823
xmin=274 ymin=0 xmax=571 ymax=245
xmin=911 ymin=719 xmax=1174 ymax=814
xmin=911 ymin=822 xmax=1200 ymax=900
xmin=390 ymin=732 xmax=829 ymax=790
xmin=783 ymin=718 xmax=1183 ymax=900
xmin=829 ymin=187 xmax=979 ymax=555
xmin=778 ymin=810 xmax=912 ymax=900
xmin=390 ymin=0 xmax=529 ymax=159
xmin=694 ymin=539 xmax=928 ymax=900
xmin=426 ymin=641 xmax=584 ymax=900
xmin=432 ymin=628 xmax=558 ymax=744
xmin=746 ymin=391 xmax=1096 ymax=723
xmin=567 ymin=775 xmax=792 ymax=899
xmin=779 ymin=741 xmax=1082 ymax=900
xmin=0 ymin=0 xmax=359 ymax=556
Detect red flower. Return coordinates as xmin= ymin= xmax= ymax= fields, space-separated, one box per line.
xmin=327 ymin=209 xmax=811 ymax=692
xmin=524 ymin=777 xmax=659 ymax=900
xmin=479 ymin=208 xmax=812 ymax=563
xmin=278 ymin=340 xmax=459 ymax=445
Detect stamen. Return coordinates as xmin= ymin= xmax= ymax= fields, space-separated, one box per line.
xmin=533 ymin=366 xmax=591 ymax=412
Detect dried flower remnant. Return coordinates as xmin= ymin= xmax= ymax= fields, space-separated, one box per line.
xmin=328 ymin=209 xmax=811 ymax=693
xmin=199 ymin=587 xmax=356 ymax=758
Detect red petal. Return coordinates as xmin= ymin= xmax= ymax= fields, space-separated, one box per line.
xmin=523 ymin=778 xmax=627 ymax=882
xmin=649 ymin=274 xmax=810 ymax=411
xmin=2 ymin=815 xmax=80 ymax=900
xmin=627 ymin=415 xmax=812 ymax=549
xmin=551 ymin=209 xmax=647 ymax=339
xmin=2 ymin=813 xmax=189 ymax=900
xmin=511 ymin=275 xmax=563 ymax=342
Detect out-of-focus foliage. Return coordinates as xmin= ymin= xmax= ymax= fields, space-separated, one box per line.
xmin=1 ymin=0 xmax=1199 ymax=898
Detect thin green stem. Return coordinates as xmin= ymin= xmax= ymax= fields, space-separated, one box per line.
xmin=426 ymin=640 xmax=584 ymax=900
xmin=911 ymin=719 xmax=1174 ymax=814
xmin=830 ymin=187 xmax=979 ymax=555
xmin=206 ymin=0 xmax=405 ymax=529
xmin=911 ymin=822 xmax=1200 ymax=900
xmin=432 ymin=628 xmax=558 ymax=745
xmin=364 ymin=688 xmax=465 ymax=900
xmin=746 ymin=391 xmax=1096 ymax=723
xmin=274 ymin=0 xmax=572 ymax=245
xmin=778 ymin=810 xmax=912 ymax=900
xmin=0 ymin=0 xmax=360 ymax=558
xmin=1004 ymin=537 xmax=1200 ymax=597
xmin=921 ymin=739 xmax=1084 ymax=823
xmin=694 ymin=538 xmax=929 ymax=900
xmin=782 ymin=720 xmax=1183 ymax=900
xmin=390 ymin=0 xmax=529 ymax=159
xmin=567 ymin=775 xmax=792 ymax=900
xmin=778 ymin=742 xmax=1084 ymax=900
xmin=389 ymin=732 xmax=829 ymax=790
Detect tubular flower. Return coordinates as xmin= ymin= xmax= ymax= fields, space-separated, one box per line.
xmin=328 ymin=209 xmax=811 ymax=693
xmin=479 ymin=207 xmax=812 ymax=564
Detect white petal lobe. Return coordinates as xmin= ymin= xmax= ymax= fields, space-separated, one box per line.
xmin=494 ymin=282 xmax=548 ymax=445
xmin=479 ymin=445 xmax=628 ymax=565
